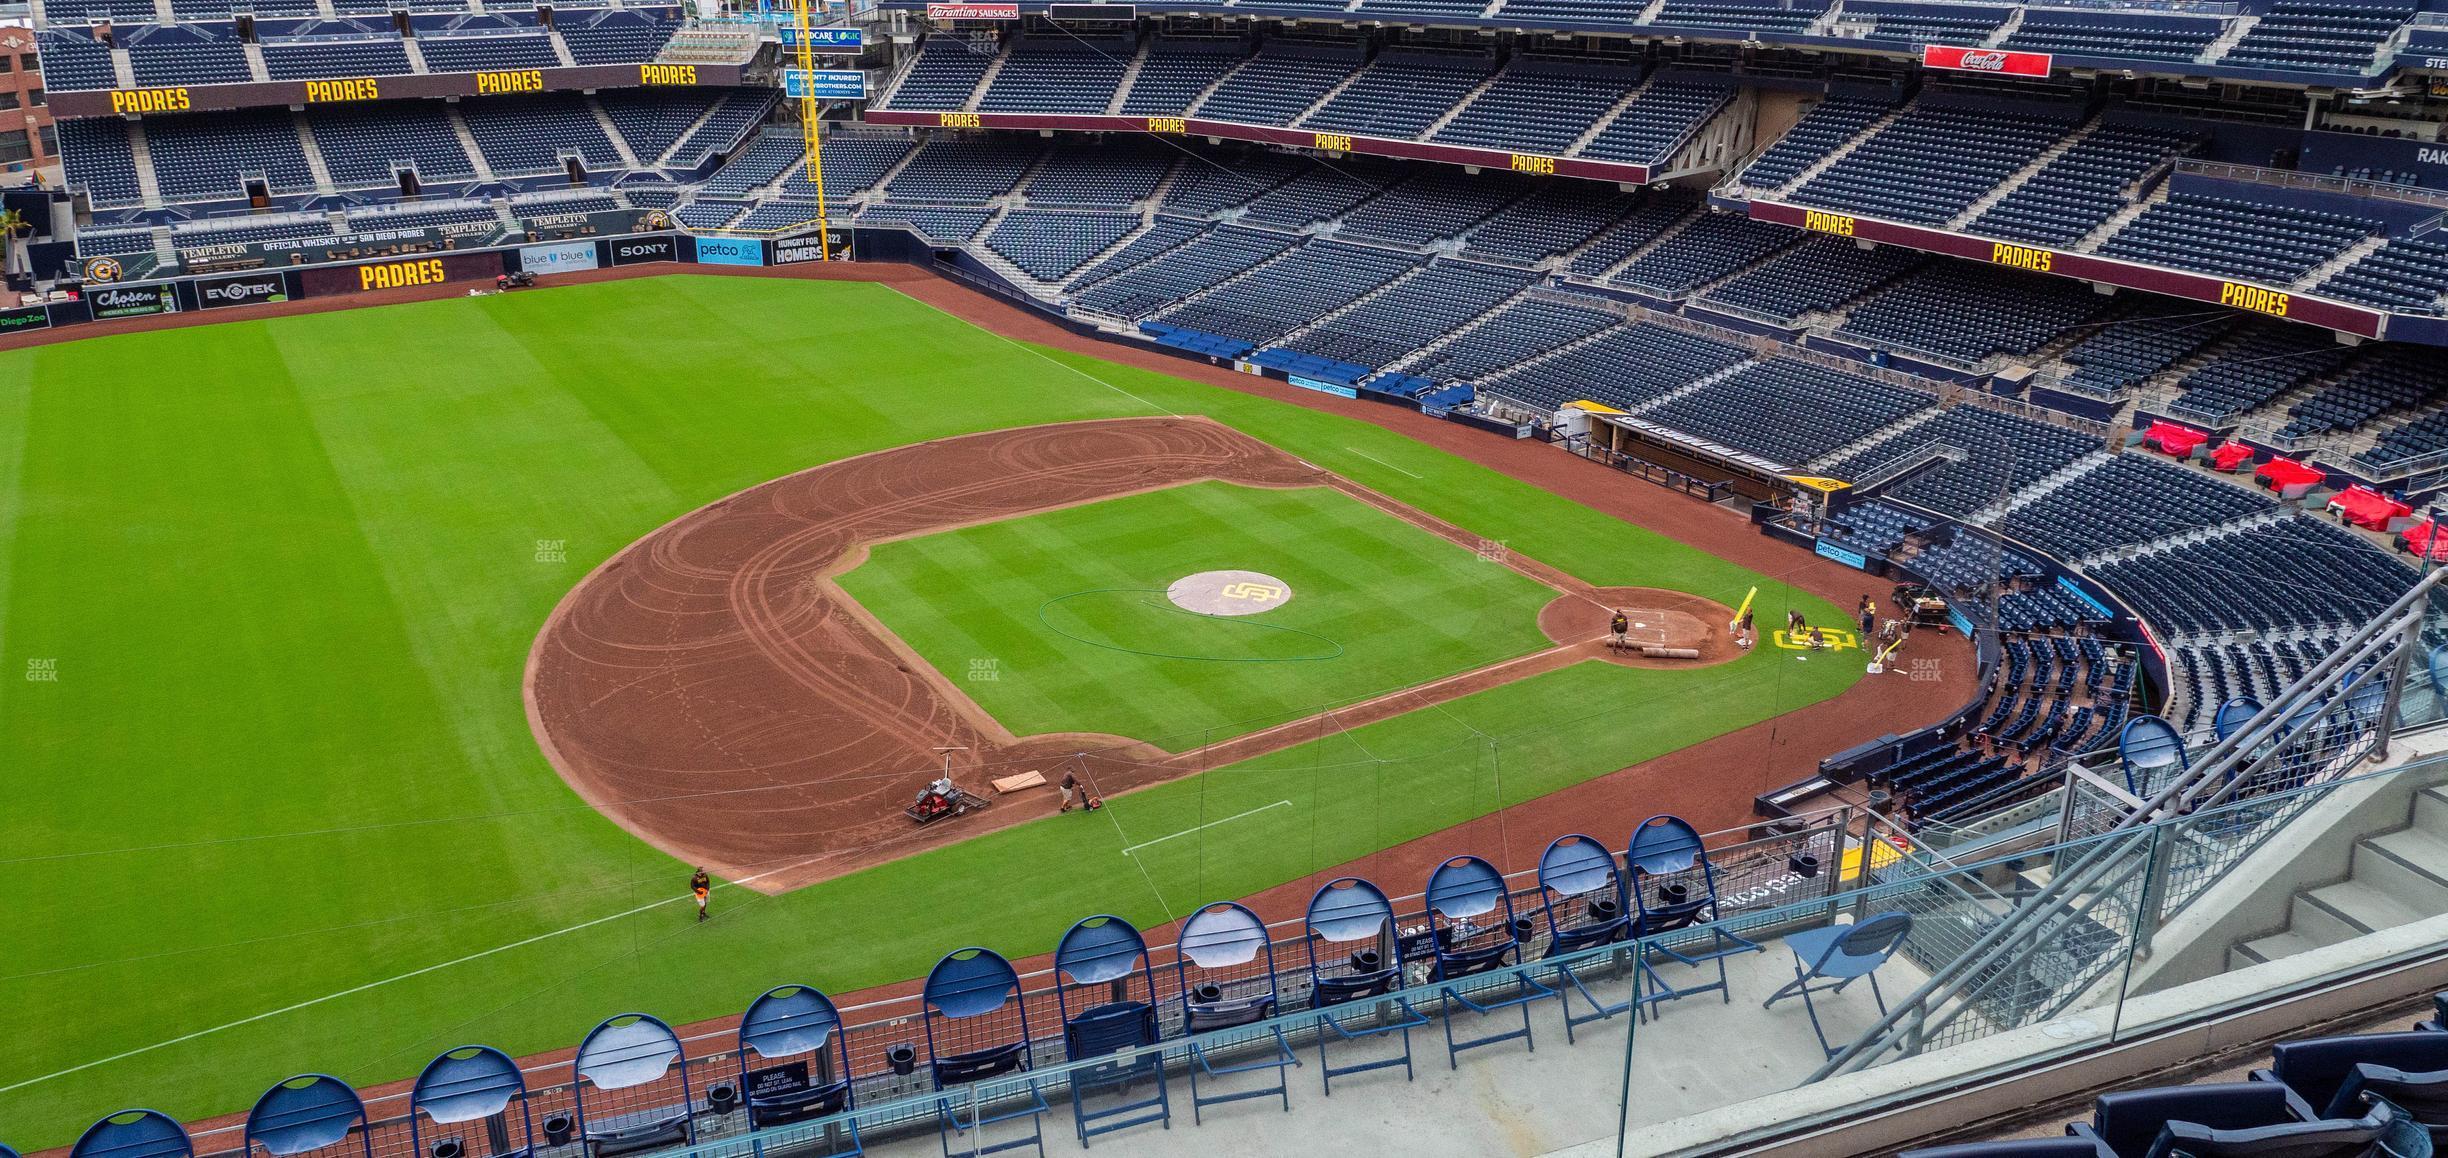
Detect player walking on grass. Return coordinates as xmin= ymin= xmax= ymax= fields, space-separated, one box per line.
xmin=691 ymin=868 xmax=711 ymax=922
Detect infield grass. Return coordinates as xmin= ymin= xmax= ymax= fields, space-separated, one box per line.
xmin=0 ymin=275 xmax=1863 ymax=1144
xmin=838 ymin=481 xmax=1558 ymax=745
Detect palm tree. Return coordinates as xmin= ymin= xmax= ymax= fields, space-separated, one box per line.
xmin=0 ymin=208 xmax=29 ymax=279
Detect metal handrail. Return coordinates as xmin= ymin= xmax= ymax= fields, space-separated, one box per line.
xmin=1811 ymin=566 xmax=2448 ymax=1078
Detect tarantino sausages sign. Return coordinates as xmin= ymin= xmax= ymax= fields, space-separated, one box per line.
xmin=301 ymin=252 xmax=503 ymax=297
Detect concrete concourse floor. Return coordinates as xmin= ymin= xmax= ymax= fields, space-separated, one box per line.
xmin=838 ymin=931 xmax=1929 ymax=1158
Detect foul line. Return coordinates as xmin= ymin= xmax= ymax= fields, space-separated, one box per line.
xmin=881 ymin=284 xmax=1180 ymax=419
xmin=1343 ymin=447 xmax=1424 ymax=479
xmin=0 ymin=864 xmax=804 ymax=1097
xmin=1120 ymin=800 xmax=1296 ymax=857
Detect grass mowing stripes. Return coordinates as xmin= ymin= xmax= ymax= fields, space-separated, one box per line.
xmin=838 ymin=481 xmax=1558 ymax=745
xmin=0 ymin=276 xmax=1859 ymax=1142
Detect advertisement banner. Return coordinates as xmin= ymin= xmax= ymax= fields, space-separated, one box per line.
xmin=519 ymin=240 xmax=601 ymax=274
xmin=1287 ymin=375 xmax=1359 ymax=399
xmin=691 ymin=237 xmax=767 ymax=267
xmin=771 ymin=234 xmax=843 ymax=264
xmin=88 ymin=284 xmax=175 ymax=320
xmin=195 ymin=271 xmax=290 ymax=309
xmin=1921 ymin=44 xmax=2053 ymax=78
xmin=609 ymin=235 xmax=678 ymax=266
xmin=1813 ymin=539 xmax=1871 ymax=571
xmin=0 ymin=304 xmax=51 ymax=335
xmin=300 ymin=252 xmax=502 ymax=297
xmin=779 ymin=25 xmax=862 ymax=50
xmin=782 ymin=69 xmax=867 ymax=100
xmin=926 ymin=2 xmax=1019 ymax=16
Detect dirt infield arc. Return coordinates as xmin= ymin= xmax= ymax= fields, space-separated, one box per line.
xmin=526 ymin=415 xmax=1731 ymax=893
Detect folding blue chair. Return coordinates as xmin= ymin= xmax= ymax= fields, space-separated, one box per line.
xmin=1536 ymin=833 xmax=1634 ymax=1040
xmin=1626 ymin=814 xmax=1761 ymax=1018
xmin=1423 ymin=853 xmax=1555 ymax=1065
xmin=2118 ymin=715 xmax=2187 ymax=797
xmin=246 ymin=1075 xmax=373 ymax=1158
xmin=2071 ymin=1082 xmax=2406 ymax=1158
xmin=2254 ymin=1031 xmax=2448 ymax=1137
xmin=70 ymin=1111 xmax=192 ymax=1158
xmin=1762 ymin=912 xmax=1914 ymax=1058
xmin=737 ymin=984 xmax=862 ymax=1155
xmin=922 ymin=947 xmax=1048 ymax=1158
xmin=1175 ymin=901 xmax=1298 ymax=1123
xmin=1303 ymin=876 xmax=1427 ymax=1093
xmin=2214 ymin=697 xmax=2264 ymax=742
xmin=1051 ymin=915 xmax=1171 ymax=1147
xmin=572 ymin=1014 xmax=695 ymax=1158
xmin=410 ymin=1046 xmax=537 ymax=1158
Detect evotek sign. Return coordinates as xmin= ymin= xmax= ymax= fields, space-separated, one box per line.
xmin=197 ymin=272 xmax=288 ymax=309
xmin=1921 ymin=45 xmax=2053 ymax=78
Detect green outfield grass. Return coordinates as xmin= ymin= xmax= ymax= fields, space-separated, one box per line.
xmin=0 ymin=275 xmax=1863 ymax=1145
xmin=838 ymin=481 xmax=1558 ymax=745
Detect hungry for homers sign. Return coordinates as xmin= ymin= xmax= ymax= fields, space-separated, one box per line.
xmin=1921 ymin=45 xmax=2052 ymax=78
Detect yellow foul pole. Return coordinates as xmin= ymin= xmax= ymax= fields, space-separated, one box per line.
xmin=792 ymin=0 xmax=830 ymax=260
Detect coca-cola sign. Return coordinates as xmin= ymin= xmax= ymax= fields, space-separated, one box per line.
xmin=1922 ymin=44 xmax=2053 ymax=77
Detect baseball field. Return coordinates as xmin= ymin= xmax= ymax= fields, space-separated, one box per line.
xmin=0 ymin=272 xmax=1875 ymax=1145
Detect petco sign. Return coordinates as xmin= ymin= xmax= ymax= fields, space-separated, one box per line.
xmin=926 ymin=2 xmax=1019 ymax=17
xmin=1921 ymin=45 xmax=2053 ymax=78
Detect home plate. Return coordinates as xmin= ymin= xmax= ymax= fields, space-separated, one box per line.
xmin=1168 ymin=570 xmax=1293 ymax=616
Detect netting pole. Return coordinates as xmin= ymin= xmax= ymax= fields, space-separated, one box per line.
xmin=791 ymin=0 xmax=830 ymax=259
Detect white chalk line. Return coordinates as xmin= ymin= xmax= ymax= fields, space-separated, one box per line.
xmin=0 ymin=861 xmax=808 ymax=1097
xmin=1120 ymin=800 xmax=1295 ymax=857
xmin=1343 ymin=448 xmax=1424 ymax=479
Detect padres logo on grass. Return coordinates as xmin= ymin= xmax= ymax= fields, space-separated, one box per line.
xmin=1169 ymin=570 xmax=1292 ymax=616
xmin=1774 ymin=627 xmax=1860 ymax=652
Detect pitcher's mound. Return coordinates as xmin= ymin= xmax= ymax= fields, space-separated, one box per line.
xmin=1540 ymin=586 xmax=1741 ymax=668
xmin=1168 ymin=570 xmax=1293 ymax=616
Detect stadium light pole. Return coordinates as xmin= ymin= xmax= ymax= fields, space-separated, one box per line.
xmin=791 ymin=0 xmax=831 ymax=260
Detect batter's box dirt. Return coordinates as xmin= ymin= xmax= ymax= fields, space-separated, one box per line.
xmin=524 ymin=417 xmax=1732 ymax=893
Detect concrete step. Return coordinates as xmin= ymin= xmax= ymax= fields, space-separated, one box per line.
xmin=2231 ymin=928 xmax=2324 ymax=970
xmin=2357 ymin=830 xmax=2448 ymax=914
xmin=2308 ymin=878 xmax=2428 ymax=936
xmin=2412 ymin=785 xmax=2448 ymax=836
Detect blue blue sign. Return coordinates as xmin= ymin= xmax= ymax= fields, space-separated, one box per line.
xmin=780 ymin=25 xmax=863 ymax=49
xmin=1948 ymin=607 xmax=1974 ymax=636
xmin=783 ymin=69 xmax=867 ymax=99
xmin=1814 ymin=539 xmax=1870 ymax=571
xmin=692 ymin=237 xmax=766 ymax=266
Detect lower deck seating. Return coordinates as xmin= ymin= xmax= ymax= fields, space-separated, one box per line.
xmin=1837 ymin=263 xmax=2111 ymax=366
xmin=1154 ymin=241 xmax=1421 ymax=346
xmin=2099 ymin=192 xmax=2378 ymax=286
xmin=1699 ymin=238 xmax=1923 ymax=322
xmin=1271 ymin=260 xmax=1529 ymax=371
xmin=1993 ymin=454 xmax=2274 ymax=559
xmin=1641 ymin=360 xmax=1935 ymax=466
xmin=1479 ymin=322 xmax=1749 ymax=413
xmin=984 ymin=211 xmax=1140 ymax=281
xmin=1828 ymin=406 xmax=2100 ymax=518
